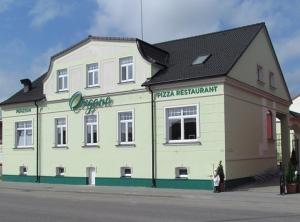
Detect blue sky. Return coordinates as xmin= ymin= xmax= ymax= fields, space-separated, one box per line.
xmin=0 ymin=0 xmax=300 ymax=102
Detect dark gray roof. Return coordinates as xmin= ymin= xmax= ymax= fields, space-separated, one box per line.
xmin=1 ymin=22 xmax=277 ymax=106
xmin=137 ymin=39 xmax=169 ymax=66
xmin=143 ymin=22 xmax=264 ymax=86
xmin=0 ymin=73 xmax=46 ymax=105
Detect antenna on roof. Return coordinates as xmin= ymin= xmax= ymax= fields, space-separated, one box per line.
xmin=140 ymin=0 xmax=144 ymax=40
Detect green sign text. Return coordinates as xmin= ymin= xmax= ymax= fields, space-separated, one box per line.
xmin=155 ymin=85 xmax=218 ymax=99
xmin=69 ymin=91 xmax=113 ymax=114
xmin=16 ymin=107 xmax=31 ymax=114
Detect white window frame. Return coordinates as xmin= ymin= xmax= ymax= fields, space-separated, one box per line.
xmin=84 ymin=114 xmax=98 ymax=146
xmin=120 ymin=167 xmax=132 ymax=178
xmin=269 ymin=72 xmax=276 ymax=88
xmin=87 ymin=63 xmax=99 ymax=87
xmin=165 ymin=104 xmax=199 ymax=143
xmin=119 ymin=56 xmax=134 ymax=83
xmin=20 ymin=166 xmax=28 ymax=176
xmin=55 ymin=117 xmax=67 ymax=147
xmin=257 ymin=65 xmax=264 ymax=83
xmin=117 ymin=110 xmax=134 ymax=145
xmin=175 ymin=167 xmax=189 ymax=179
xmin=15 ymin=120 xmax=33 ymax=148
xmin=56 ymin=167 xmax=65 ymax=176
xmin=57 ymin=69 xmax=68 ymax=92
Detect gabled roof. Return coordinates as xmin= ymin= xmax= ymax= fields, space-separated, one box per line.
xmin=0 ymin=73 xmax=46 ymax=105
xmin=1 ymin=22 xmax=286 ymax=106
xmin=143 ymin=22 xmax=264 ymax=86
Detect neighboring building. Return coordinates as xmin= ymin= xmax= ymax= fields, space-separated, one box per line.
xmin=0 ymin=23 xmax=292 ymax=189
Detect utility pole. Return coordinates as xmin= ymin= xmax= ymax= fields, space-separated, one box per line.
xmin=140 ymin=0 xmax=144 ymax=40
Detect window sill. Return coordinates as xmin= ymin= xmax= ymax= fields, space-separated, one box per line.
xmin=56 ymin=90 xmax=69 ymax=93
xmin=85 ymin=85 xmax=100 ymax=89
xmin=52 ymin=146 xmax=69 ymax=149
xmin=82 ymin=145 xmax=100 ymax=148
xmin=13 ymin=147 xmax=34 ymax=150
xmin=115 ymin=143 xmax=136 ymax=148
xmin=118 ymin=80 xmax=135 ymax=85
xmin=257 ymin=80 xmax=265 ymax=85
xmin=163 ymin=141 xmax=201 ymax=146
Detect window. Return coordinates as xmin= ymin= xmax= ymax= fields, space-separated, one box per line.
xmin=257 ymin=65 xmax=264 ymax=83
xmin=175 ymin=167 xmax=188 ymax=179
xmin=121 ymin=167 xmax=132 ymax=178
xmin=269 ymin=72 xmax=275 ymax=88
xmin=192 ymin=54 xmax=210 ymax=65
xmin=0 ymin=121 xmax=2 ymax=145
xmin=85 ymin=115 xmax=98 ymax=145
xmin=119 ymin=57 xmax=134 ymax=82
xmin=267 ymin=111 xmax=273 ymax=140
xmin=57 ymin=69 xmax=68 ymax=91
xmin=87 ymin=63 xmax=99 ymax=87
xmin=16 ymin=121 xmax=32 ymax=148
xmin=55 ymin=118 xmax=67 ymax=147
xmin=166 ymin=106 xmax=198 ymax=143
xmin=56 ymin=167 xmax=65 ymax=176
xmin=20 ymin=166 xmax=28 ymax=176
xmin=118 ymin=111 xmax=133 ymax=144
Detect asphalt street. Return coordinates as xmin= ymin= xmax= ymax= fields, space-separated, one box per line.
xmin=0 ymin=182 xmax=299 ymax=222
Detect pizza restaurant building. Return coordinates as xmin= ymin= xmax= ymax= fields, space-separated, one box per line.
xmin=0 ymin=23 xmax=292 ymax=189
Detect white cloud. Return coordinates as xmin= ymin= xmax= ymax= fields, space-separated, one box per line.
xmin=0 ymin=0 xmax=14 ymax=13
xmin=0 ymin=44 xmax=63 ymax=102
xmin=29 ymin=0 xmax=72 ymax=28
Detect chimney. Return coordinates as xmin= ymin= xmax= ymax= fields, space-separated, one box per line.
xmin=20 ymin=79 xmax=32 ymax=93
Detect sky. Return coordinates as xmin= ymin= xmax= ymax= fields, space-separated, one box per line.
xmin=0 ymin=0 xmax=300 ymax=102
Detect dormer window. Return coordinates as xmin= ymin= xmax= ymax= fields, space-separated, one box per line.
xmin=57 ymin=69 xmax=68 ymax=91
xmin=119 ymin=56 xmax=134 ymax=83
xmin=87 ymin=63 xmax=99 ymax=87
xmin=192 ymin=54 xmax=210 ymax=65
xmin=257 ymin=65 xmax=264 ymax=83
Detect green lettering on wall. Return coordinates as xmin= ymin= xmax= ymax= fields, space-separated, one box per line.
xmin=16 ymin=108 xmax=31 ymax=114
xmin=154 ymin=85 xmax=218 ymax=99
xmin=69 ymin=91 xmax=113 ymax=114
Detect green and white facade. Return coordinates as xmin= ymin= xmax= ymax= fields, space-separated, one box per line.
xmin=0 ymin=23 xmax=292 ymax=189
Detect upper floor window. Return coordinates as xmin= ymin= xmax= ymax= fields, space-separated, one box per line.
xmin=257 ymin=65 xmax=264 ymax=83
xmin=266 ymin=111 xmax=273 ymax=140
xmin=57 ymin=69 xmax=68 ymax=91
xmin=119 ymin=56 xmax=134 ymax=83
xmin=85 ymin=115 xmax=98 ymax=146
xmin=166 ymin=106 xmax=198 ymax=143
xmin=55 ymin=118 xmax=67 ymax=147
xmin=16 ymin=121 xmax=32 ymax=148
xmin=87 ymin=63 xmax=99 ymax=87
xmin=269 ymin=72 xmax=275 ymax=88
xmin=118 ymin=111 xmax=134 ymax=144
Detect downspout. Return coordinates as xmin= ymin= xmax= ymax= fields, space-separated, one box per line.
xmin=34 ymin=101 xmax=40 ymax=183
xmin=149 ymin=87 xmax=156 ymax=187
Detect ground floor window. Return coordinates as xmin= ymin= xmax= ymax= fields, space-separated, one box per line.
xmin=166 ymin=106 xmax=198 ymax=143
xmin=118 ymin=111 xmax=134 ymax=144
xmin=85 ymin=115 xmax=98 ymax=145
xmin=55 ymin=118 xmax=67 ymax=146
xmin=175 ymin=167 xmax=188 ymax=179
xmin=16 ymin=121 xmax=32 ymax=148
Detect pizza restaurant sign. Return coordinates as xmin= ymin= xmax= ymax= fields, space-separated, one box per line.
xmin=69 ymin=91 xmax=113 ymax=114
xmin=155 ymin=85 xmax=218 ymax=99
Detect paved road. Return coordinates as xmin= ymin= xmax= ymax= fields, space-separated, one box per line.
xmin=0 ymin=182 xmax=299 ymax=222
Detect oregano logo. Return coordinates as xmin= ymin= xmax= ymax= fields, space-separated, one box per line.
xmin=69 ymin=91 xmax=113 ymax=114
